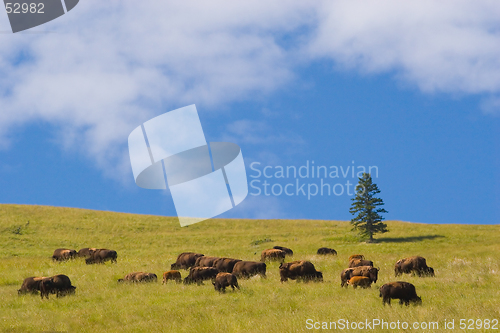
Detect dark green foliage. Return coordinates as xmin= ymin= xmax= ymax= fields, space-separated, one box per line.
xmin=350 ymin=173 xmax=388 ymax=242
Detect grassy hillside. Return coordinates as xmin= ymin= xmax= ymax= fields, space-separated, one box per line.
xmin=0 ymin=204 xmax=499 ymax=333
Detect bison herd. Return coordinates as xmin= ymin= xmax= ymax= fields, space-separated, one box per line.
xmin=19 ymin=245 xmax=433 ymax=305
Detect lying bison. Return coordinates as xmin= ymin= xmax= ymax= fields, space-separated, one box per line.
xmin=85 ymin=249 xmax=117 ymax=264
xmin=195 ymin=256 xmax=219 ymax=268
xmin=118 ymin=272 xmax=157 ymax=283
xmin=232 ymin=261 xmax=266 ymax=279
xmin=184 ymin=267 xmax=219 ymax=285
xmin=317 ymin=247 xmax=337 ymax=255
xmin=18 ymin=276 xmax=47 ymax=295
xmin=162 ymin=270 xmax=182 ymax=284
xmin=340 ymin=266 xmax=379 ymax=287
xmin=348 ymin=276 xmax=372 ymax=289
xmin=379 ymin=281 xmax=422 ymax=306
xmin=395 ymin=256 xmax=434 ymax=277
xmin=77 ymin=248 xmax=97 ymax=258
xmin=260 ymin=249 xmax=286 ymax=263
xmin=52 ymin=248 xmax=77 ymax=261
xmin=273 ymin=246 xmax=293 ymax=257
xmin=349 ymin=259 xmax=373 ymax=268
xmin=171 ymin=252 xmax=204 ymax=270
xmin=279 ymin=260 xmax=323 ymax=282
xmin=40 ymin=274 xmax=76 ymax=299
xmin=213 ymin=258 xmax=242 ymax=273
xmin=213 ymin=272 xmax=239 ymax=292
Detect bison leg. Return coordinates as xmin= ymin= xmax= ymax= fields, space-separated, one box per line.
xmin=382 ymin=297 xmax=391 ymax=306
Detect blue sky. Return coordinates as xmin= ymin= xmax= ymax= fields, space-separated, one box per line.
xmin=0 ymin=1 xmax=498 ymax=225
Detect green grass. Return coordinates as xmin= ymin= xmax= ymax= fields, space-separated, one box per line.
xmin=0 ymin=204 xmax=499 ymax=332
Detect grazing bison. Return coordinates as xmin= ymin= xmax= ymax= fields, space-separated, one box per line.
xmin=349 ymin=259 xmax=374 ymax=268
xmin=279 ymin=260 xmax=323 ymax=282
xmin=232 ymin=261 xmax=266 ymax=279
xmin=317 ymin=247 xmax=337 ymax=255
xmin=395 ymin=256 xmax=435 ymax=277
xmin=379 ymin=281 xmax=422 ymax=306
xmin=348 ymin=276 xmax=372 ymax=289
xmin=195 ymin=256 xmax=220 ymax=268
xmin=162 ymin=270 xmax=182 ymax=284
xmin=348 ymin=254 xmax=364 ymax=261
xmin=213 ymin=272 xmax=239 ymax=292
xmin=85 ymin=249 xmax=117 ymax=264
xmin=18 ymin=276 xmax=47 ymax=295
xmin=77 ymin=248 xmax=97 ymax=258
xmin=40 ymin=274 xmax=76 ymax=299
xmin=52 ymin=248 xmax=77 ymax=261
xmin=118 ymin=272 xmax=157 ymax=283
xmin=184 ymin=267 xmax=219 ymax=285
xmin=171 ymin=252 xmax=204 ymax=270
xmin=340 ymin=266 xmax=379 ymax=287
xmin=213 ymin=258 xmax=242 ymax=273
xmin=273 ymin=246 xmax=293 ymax=257
xmin=260 ymin=249 xmax=286 ymax=263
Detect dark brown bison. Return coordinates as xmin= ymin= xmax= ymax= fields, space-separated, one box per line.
xmin=52 ymin=248 xmax=77 ymax=261
xmin=273 ymin=246 xmax=293 ymax=256
xmin=18 ymin=276 xmax=47 ymax=295
xmin=260 ymin=249 xmax=286 ymax=263
xmin=184 ymin=267 xmax=219 ymax=285
xmin=118 ymin=272 xmax=157 ymax=283
xmin=317 ymin=247 xmax=337 ymax=255
xmin=212 ymin=258 xmax=242 ymax=273
xmin=379 ymin=281 xmax=422 ymax=306
xmin=349 ymin=259 xmax=374 ymax=268
xmin=171 ymin=252 xmax=204 ymax=270
xmin=77 ymin=248 xmax=97 ymax=258
xmin=194 ymin=256 xmax=219 ymax=268
xmin=340 ymin=266 xmax=379 ymax=287
xmin=279 ymin=260 xmax=323 ymax=282
xmin=395 ymin=256 xmax=435 ymax=277
xmin=348 ymin=276 xmax=372 ymax=289
xmin=213 ymin=272 xmax=239 ymax=292
xmin=85 ymin=249 xmax=117 ymax=264
xmin=40 ymin=275 xmax=76 ymax=299
xmin=162 ymin=270 xmax=182 ymax=284
xmin=348 ymin=254 xmax=364 ymax=261
xmin=232 ymin=261 xmax=266 ymax=279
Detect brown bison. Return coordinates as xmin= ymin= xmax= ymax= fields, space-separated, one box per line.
xmin=118 ymin=272 xmax=157 ymax=283
xmin=77 ymin=248 xmax=97 ymax=258
xmin=18 ymin=276 xmax=47 ymax=295
xmin=213 ymin=272 xmax=239 ymax=292
xmin=347 ymin=276 xmax=372 ymax=289
xmin=162 ymin=270 xmax=182 ymax=284
xmin=273 ymin=246 xmax=293 ymax=256
xmin=379 ymin=281 xmax=422 ymax=306
xmin=395 ymin=256 xmax=434 ymax=277
xmin=195 ymin=256 xmax=220 ymax=268
xmin=52 ymin=248 xmax=77 ymax=261
xmin=171 ymin=252 xmax=204 ymax=270
xmin=349 ymin=259 xmax=373 ymax=268
xmin=85 ymin=249 xmax=117 ymax=264
xmin=40 ymin=274 xmax=76 ymax=299
xmin=348 ymin=254 xmax=364 ymax=261
xmin=232 ymin=261 xmax=266 ymax=279
xmin=279 ymin=260 xmax=323 ymax=282
xmin=184 ymin=267 xmax=219 ymax=285
xmin=340 ymin=266 xmax=379 ymax=287
xmin=213 ymin=258 xmax=242 ymax=273
xmin=260 ymin=249 xmax=286 ymax=263
xmin=317 ymin=247 xmax=337 ymax=255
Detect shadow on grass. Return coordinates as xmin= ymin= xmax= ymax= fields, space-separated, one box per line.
xmin=376 ymin=235 xmax=445 ymax=243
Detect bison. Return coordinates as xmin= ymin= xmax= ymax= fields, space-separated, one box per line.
xmin=340 ymin=266 xmax=379 ymax=287
xmin=379 ymin=281 xmax=422 ymax=306
xmin=40 ymin=274 xmax=76 ymax=299
xmin=212 ymin=258 xmax=242 ymax=273
xmin=18 ymin=276 xmax=47 ymax=295
xmin=77 ymin=248 xmax=97 ymax=258
xmin=232 ymin=261 xmax=266 ymax=279
xmin=349 ymin=259 xmax=374 ymax=268
xmin=184 ymin=267 xmax=219 ymax=285
xmin=213 ymin=272 xmax=239 ymax=292
xmin=85 ymin=249 xmax=117 ymax=264
xmin=279 ymin=260 xmax=323 ymax=282
xmin=118 ymin=272 xmax=157 ymax=283
xmin=171 ymin=252 xmax=204 ymax=270
xmin=317 ymin=247 xmax=337 ymax=255
xmin=195 ymin=256 xmax=220 ymax=268
xmin=273 ymin=246 xmax=293 ymax=257
xmin=347 ymin=276 xmax=372 ymax=289
xmin=260 ymin=249 xmax=286 ymax=263
xmin=348 ymin=254 xmax=364 ymax=261
xmin=395 ymin=256 xmax=434 ymax=277
xmin=162 ymin=270 xmax=182 ymax=284
xmin=52 ymin=248 xmax=77 ymax=261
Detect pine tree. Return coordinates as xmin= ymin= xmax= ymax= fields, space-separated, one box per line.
xmin=350 ymin=173 xmax=388 ymax=242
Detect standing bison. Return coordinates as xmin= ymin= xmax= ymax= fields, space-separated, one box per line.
xmin=40 ymin=274 xmax=76 ymax=299
xmin=279 ymin=260 xmax=323 ymax=282
xmin=184 ymin=267 xmax=219 ymax=285
xmin=18 ymin=276 xmax=47 ymax=295
xmin=85 ymin=249 xmax=117 ymax=264
xmin=52 ymin=248 xmax=77 ymax=261
xmin=395 ymin=256 xmax=434 ymax=277
xmin=379 ymin=281 xmax=422 ymax=306
xmin=348 ymin=276 xmax=372 ymax=289
xmin=349 ymin=259 xmax=374 ymax=268
xmin=317 ymin=247 xmax=337 ymax=255
xmin=195 ymin=256 xmax=220 ymax=268
xmin=213 ymin=272 xmax=239 ymax=293
xmin=171 ymin=252 xmax=204 ymax=270
xmin=162 ymin=270 xmax=182 ymax=284
xmin=273 ymin=246 xmax=293 ymax=257
xmin=118 ymin=272 xmax=157 ymax=283
xmin=232 ymin=261 xmax=266 ymax=279
xmin=77 ymin=248 xmax=97 ymax=258
xmin=348 ymin=254 xmax=364 ymax=261
xmin=340 ymin=266 xmax=379 ymax=287
xmin=213 ymin=258 xmax=242 ymax=273
xmin=260 ymin=249 xmax=286 ymax=263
